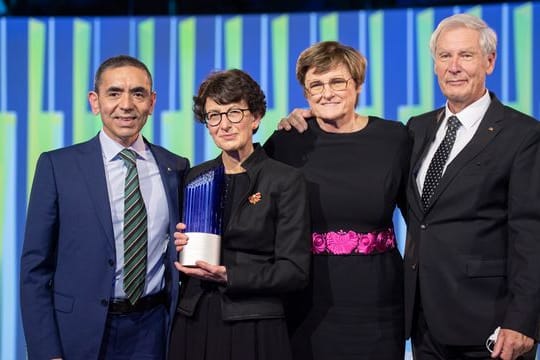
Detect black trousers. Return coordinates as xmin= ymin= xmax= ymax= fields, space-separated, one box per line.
xmin=412 ymin=307 xmax=537 ymax=360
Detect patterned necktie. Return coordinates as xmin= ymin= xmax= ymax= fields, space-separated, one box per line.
xmin=421 ymin=115 xmax=462 ymax=211
xmin=119 ymin=149 xmax=147 ymax=304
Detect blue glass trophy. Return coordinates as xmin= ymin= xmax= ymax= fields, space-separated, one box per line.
xmin=179 ymin=166 xmax=224 ymax=266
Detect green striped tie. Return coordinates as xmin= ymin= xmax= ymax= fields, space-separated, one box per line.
xmin=119 ymin=149 xmax=147 ymax=305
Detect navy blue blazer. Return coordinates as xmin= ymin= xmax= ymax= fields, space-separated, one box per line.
xmin=20 ymin=135 xmax=189 ymax=359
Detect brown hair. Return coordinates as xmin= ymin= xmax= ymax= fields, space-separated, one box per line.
xmin=296 ymin=41 xmax=367 ymax=89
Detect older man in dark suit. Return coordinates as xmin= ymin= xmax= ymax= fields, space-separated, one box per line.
xmin=404 ymin=14 xmax=540 ymax=360
xmin=20 ymin=55 xmax=189 ymax=359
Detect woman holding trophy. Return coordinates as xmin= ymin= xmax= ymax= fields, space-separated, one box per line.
xmin=168 ymin=69 xmax=311 ymax=360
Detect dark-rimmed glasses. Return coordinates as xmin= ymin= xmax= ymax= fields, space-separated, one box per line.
xmin=306 ymin=78 xmax=353 ymax=95
xmin=204 ymin=108 xmax=250 ymax=127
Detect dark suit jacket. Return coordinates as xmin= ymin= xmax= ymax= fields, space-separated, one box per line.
xmin=404 ymin=93 xmax=540 ymax=345
xmin=177 ymin=145 xmax=311 ymax=321
xmin=20 ymin=135 xmax=189 ymax=359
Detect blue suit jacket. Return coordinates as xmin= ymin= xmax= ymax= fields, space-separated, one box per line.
xmin=20 ymin=135 xmax=189 ymax=359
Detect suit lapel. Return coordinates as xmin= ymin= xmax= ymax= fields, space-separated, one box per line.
xmin=77 ymin=136 xmax=115 ymax=248
xmin=147 ymin=142 xmax=181 ymax=245
xmin=425 ymin=95 xmax=504 ymax=212
xmin=148 ymin=143 xmax=180 ymax=216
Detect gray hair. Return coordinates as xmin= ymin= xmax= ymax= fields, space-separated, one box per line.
xmin=429 ymin=13 xmax=497 ymax=58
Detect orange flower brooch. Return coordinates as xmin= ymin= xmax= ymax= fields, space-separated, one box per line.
xmin=248 ymin=192 xmax=262 ymax=204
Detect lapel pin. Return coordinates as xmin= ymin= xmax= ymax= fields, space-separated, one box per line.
xmin=167 ymin=167 xmax=172 ymax=171
xmin=488 ymin=127 xmax=494 ymax=131
xmin=248 ymin=192 xmax=262 ymax=204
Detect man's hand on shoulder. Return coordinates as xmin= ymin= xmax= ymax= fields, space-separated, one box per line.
xmin=491 ymin=328 xmax=534 ymax=360
xmin=277 ymin=108 xmax=313 ymax=132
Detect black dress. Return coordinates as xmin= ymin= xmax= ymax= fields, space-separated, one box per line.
xmin=264 ymin=117 xmax=411 ymax=360
xmin=168 ymin=173 xmax=293 ymax=360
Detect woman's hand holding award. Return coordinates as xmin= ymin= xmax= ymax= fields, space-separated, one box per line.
xmin=179 ymin=166 xmax=224 ymax=266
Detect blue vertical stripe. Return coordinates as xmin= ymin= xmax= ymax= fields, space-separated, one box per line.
xmin=129 ymin=18 xmax=136 ymax=56
xmin=1 ymin=122 xmax=16 ymax=360
xmin=501 ymin=4 xmax=509 ymax=101
xmin=358 ymin=11 xmax=367 ymax=107
xmin=168 ymin=17 xmax=177 ymax=109
xmin=48 ymin=18 xmax=55 ymax=113
xmin=93 ymin=18 xmax=101 ymax=77
xmin=260 ymin=15 xmax=268 ymax=97
xmin=0 ymin=18 xmax=5 ymax=111
xmin=406 ymin=9 xmax=414 ymax=105
xmin=309 ymin=12 xmax=317 ymax=44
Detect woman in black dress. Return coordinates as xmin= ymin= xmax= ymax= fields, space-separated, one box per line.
xmin=168 ymin=69 xmax=311 ymax=360
xmin=264 ymin=41 xmax=411 ymax=359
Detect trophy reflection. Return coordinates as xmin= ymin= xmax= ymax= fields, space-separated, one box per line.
xmin=179 ymin=166 xmax=224 ymax=266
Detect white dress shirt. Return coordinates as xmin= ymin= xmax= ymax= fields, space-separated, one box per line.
xmin=100 ymin=131 xmax=170 ymax=298
xmin=417 ymin=90 xmax=491 ymax=194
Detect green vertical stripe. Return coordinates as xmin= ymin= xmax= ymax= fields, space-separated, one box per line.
xmin=161 ymin=17 xmax=196 ymax=162
xmin=259 ymin=15 xmax=289 ymax=143
xmin=27 ymin=19 xmax=63 ymax=196
xmin=320 ymin=13 xmax=338 ymax=41
xmin=358 ymin=11 xmax=384 ymax=117
xmin=0 ymin=112 xmax=16 ymax=360
xmin=0 ymin=112 xmax=15 ymax=265
xmin=225 ymin=16 xmax=242 ymax=70
xmin=73 ymin=19 xmax=100 ymax=144
xmin=467 ymin=6 xmax=482 ymax=19
xmin=508 ymin=3 xmax=532 ymax=114
xmin=139 ymin=19 xmax=155 ymax=141
xmin=398 ymin=8 xmax=434 ymax=122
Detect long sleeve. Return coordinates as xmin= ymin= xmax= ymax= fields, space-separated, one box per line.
xmin=503 ymin=124 xmax=540 ymax=338
xmin=20 ymin=153 xmax=63 ymax=359
xmin=225 ymin=169 xmax=311 ymax=294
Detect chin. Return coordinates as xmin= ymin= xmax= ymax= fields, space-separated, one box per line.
xmin=319 ymin=114 xmax=343 ymax=121
xmin=217 ymin=143 xmax=239 ymax=152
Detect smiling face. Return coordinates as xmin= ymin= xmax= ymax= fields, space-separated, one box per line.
xmin=88 ymin=65 xmax=156 ymax=147
xmin=205 ymin=98 xmax=260 ymax=162
xmin=434 ymin=26 xmax=495 ymax=113
xmin=304 ymin=63 xmax=360 ymax=124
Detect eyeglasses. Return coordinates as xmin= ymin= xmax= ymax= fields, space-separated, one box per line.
xmin=204 ymin=108 xmax=250 ymax=127
xmin=306 ymin=78 xmax=353 ymax=95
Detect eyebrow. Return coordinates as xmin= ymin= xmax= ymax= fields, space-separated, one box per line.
xmin=206 ymin=104 xmax=245 ymax=112
xmin=105 ymin=86 xmax=150 ymax=94
xmin=437 ymin=47 xmax=477 ymax=53
xmin=308 ymin=76 xmax=347 ymax=82
xmin=129 ymin=86 xmax=150 ymax=94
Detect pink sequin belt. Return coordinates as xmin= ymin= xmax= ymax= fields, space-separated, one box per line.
xmin=312 ymin=228 xmax=396 ymax=255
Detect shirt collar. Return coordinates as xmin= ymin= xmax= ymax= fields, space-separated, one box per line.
xmin=444 ymin=90 xmax=491 ymax=130
xmin=99 ymin=130 xmax=148 ymax=162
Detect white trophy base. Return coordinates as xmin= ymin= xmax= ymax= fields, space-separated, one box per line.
xmin=179 ymin=232 xmax=221 ymax=266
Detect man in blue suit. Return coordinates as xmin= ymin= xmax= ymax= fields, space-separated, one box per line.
xmin=20 ymin=55 xmax=189 ymax=359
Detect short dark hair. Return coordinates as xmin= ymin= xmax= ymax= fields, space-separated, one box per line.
xmin=93 ymin=55 xmax=153 ymax=92
xmin=193 ymin=69 xmax=266 ymax=126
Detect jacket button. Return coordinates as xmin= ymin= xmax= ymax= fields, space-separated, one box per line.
xmin=108 ymin=259 xmax=114 ymax=266
xmin=411 ymin=263 xmax=417 ymax=270
xmin=420 ymin=224 xmax=427 ymax=230
xmin=101 ymin=299 xmax=108 ymax=307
